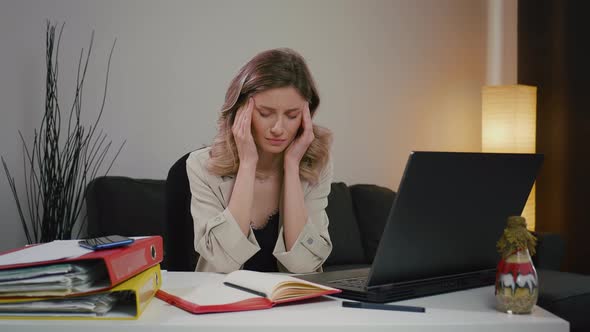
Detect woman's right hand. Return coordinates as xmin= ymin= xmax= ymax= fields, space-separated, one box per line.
xmin=232 ymin=97 xmax=258 ymax=167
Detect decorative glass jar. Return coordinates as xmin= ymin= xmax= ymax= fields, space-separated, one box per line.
xmin=495 ymin=216 xmax=538 ymax=314
xmin=495 ymin=248 xmax=538 ymax=314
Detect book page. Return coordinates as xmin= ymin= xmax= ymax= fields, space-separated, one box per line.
xmin=180 ymin=279 xmax=257 ymax=306
xmin=223 ymin=270 xmax=334 ymax=301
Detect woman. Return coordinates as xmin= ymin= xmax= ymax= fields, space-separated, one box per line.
xmin=187 ymin=48 xmax=333 ymax=273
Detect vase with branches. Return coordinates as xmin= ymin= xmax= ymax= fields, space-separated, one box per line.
xmin=1 ymin=21 xmax=125 ymax=244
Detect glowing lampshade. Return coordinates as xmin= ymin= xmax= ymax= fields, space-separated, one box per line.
xmin=482 ymin=85 xmax=537 ymax=230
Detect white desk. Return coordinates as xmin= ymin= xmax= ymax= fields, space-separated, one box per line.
xmin=0 ymin=271 xmax=569 ymax=332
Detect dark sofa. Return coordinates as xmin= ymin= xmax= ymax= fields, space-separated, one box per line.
xmin=86 ymin=176 xmax=589 ymax=331
xmin=84 ymin=177 xmax=397 ymax=272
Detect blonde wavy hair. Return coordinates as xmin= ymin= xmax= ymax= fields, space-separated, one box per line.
xmin=207 ymin=48 xmax=332 ymax=184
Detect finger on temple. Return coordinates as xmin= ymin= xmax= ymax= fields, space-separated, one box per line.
xmin=248 ymin=98 xmax=254 ymax=117
xmin=233 ymin=107 xmax=243 ymax=130
xmin=240 ymin=104 xmax=250 ymax=133
xmin=245 ymin=98 xmax=253 ymax=129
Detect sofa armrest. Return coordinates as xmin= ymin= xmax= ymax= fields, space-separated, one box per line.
xmin=537 ymin=269 xmax=590 ymax=332
xmin=533 ymin=232 xmax=565 ymax=271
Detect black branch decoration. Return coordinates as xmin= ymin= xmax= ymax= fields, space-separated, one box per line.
xmin=1 ymin=21 xmax=125 ymax=244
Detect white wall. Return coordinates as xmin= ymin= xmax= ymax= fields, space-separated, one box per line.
xmin=0 ymin=0 xmax=513 ymax=251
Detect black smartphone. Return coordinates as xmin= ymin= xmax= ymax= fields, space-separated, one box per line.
xmin=78 ymin=235 xmax=134 ymax=250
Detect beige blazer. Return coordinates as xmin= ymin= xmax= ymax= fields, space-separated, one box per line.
xmin=186 ymin=147 xmax=333 ymax=273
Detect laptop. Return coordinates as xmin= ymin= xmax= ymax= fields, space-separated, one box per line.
xmin=297 ymin=151 xmax=543 ymax=303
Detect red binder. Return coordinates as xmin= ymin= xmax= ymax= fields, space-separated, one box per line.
xmin=0 ymin=236 xmax=163 ymax=297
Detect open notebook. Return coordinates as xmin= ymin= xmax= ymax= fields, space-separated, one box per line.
xmin=156 ymin=270 xmax=341 ymax=314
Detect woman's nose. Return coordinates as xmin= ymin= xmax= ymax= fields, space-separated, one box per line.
xmin=270 ymin=119 xmax=284 ymax=135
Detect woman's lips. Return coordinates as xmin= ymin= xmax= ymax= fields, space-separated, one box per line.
xmin=267 ymin=138 xmax=286 ymax=146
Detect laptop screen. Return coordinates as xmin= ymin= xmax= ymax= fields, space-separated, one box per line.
xmin=367 ymin=152 xmax=543 ymax=287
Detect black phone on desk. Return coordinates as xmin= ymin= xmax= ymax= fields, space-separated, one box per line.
xmin=78 ymin=235 xmax=134 ymax=250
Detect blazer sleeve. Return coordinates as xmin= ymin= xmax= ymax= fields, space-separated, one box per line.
xmin=186 ymin=153 xmax=260 ymax=273
xmin=273 ymin=159 xmax=334 ymax=273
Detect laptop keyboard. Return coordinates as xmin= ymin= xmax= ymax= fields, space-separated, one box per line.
xmin=328 ymin=276 xmax=368 ymax=289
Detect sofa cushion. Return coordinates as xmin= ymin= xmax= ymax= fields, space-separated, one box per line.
xmin=537 ymin=269 xmax=590 ymax=332
xmin=324 ymin=182 xmax=366 ymax=266
xmin=86 ymin=176 xmax=167 ymax=266
xmin=533 ymin=232 xmax=566 ymax=270
xmin=349 ymin=184 xmax=396 ymax=263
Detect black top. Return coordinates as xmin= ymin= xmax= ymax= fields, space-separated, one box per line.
xmin=243 ymin=212 xmax=280 ymax=272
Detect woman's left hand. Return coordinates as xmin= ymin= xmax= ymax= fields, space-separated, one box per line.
xmin=285 ymin=103 xmax=314 ymax=168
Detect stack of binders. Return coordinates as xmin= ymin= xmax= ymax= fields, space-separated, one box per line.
xmin=0 ymin=236 xmax=163 ymax=320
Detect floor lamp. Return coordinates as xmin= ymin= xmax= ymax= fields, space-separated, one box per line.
xmin=482 ymin=85 xmax=537 ymax=230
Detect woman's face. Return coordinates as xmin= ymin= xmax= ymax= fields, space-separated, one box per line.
xmin=250 ymin=86 xmax=307 ymax=155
